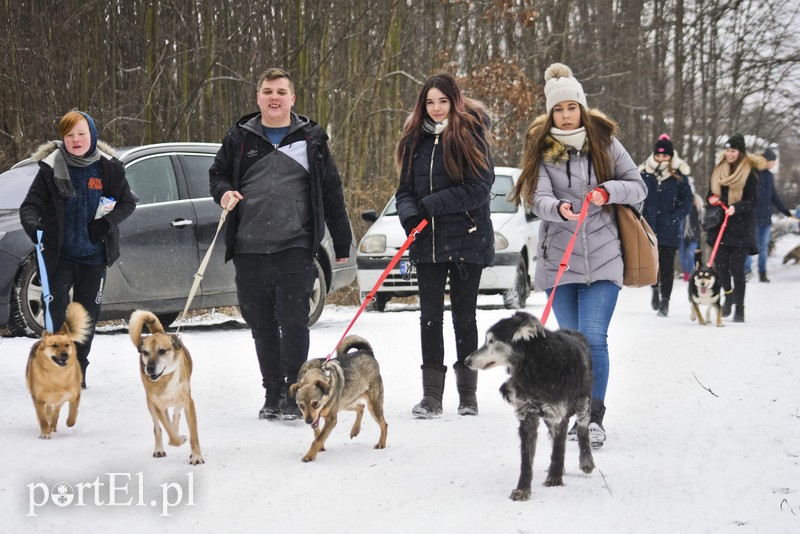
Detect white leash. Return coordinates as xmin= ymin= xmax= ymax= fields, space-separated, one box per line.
xmin=174 ymin=207 xmax=230 ymax=332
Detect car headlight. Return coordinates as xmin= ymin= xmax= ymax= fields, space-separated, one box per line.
xmin=359 ymin=234 xmax=387 ymax=254
xmin=494 ymin=232 xmax=509 ymax=251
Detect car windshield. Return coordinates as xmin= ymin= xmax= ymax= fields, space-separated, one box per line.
xmin=0 ymin=162 xmax=37 ymax=209
xmin=381 ymin=172 xmax=517 ymax=217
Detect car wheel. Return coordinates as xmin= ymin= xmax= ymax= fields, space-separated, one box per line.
xmin=156 ymin=312 xmax=180 ymax=328
xmin=308 ymin=258 xmax=327 ymax=327
xmin=365 ymin=293 xmax=389 ymax=312
xmin=503 ymin=256 xmax=530 ymax=309
xmin=10 ymin=255 xmax=45 ymax=338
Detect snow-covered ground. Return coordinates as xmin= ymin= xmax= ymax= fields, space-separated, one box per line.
xmin=1 ymin=233 xmax=799 ymax=533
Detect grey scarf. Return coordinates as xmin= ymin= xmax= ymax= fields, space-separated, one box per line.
xmin=52 ymin=141 xmax=101 ymax=197
xmin=421 ymin=116 xmax=449 ymax=135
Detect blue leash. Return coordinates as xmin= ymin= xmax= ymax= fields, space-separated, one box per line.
xmin=35 ymin=229 xmax=54 ymax=332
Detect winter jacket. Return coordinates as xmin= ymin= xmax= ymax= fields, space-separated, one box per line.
xmin=19 ymin=141 xmax=136 ymax=279
xmin=523 ymin=111 xmax=647 ymax=290
xmin=754 ymin=167 xmax=791 ymax=225
xmin=209 ymin=111 xmax=352 ymax=262
xmin=395 ymin=119 xmax=494 ymax=265
xmin=705 ymin=154 xmax=761 ymax=251
xmin=640 ymin=154 xmax=694 ymax=248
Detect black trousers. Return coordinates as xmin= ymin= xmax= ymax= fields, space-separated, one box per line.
xmin=416 ymin=261 xmax=484 ymax=371
xmin=714 ymin=245 xmax=749 ymax=306
xmin=48 ymin=257 xmax=107 ymax=368
xmin=233 ymin=248 xmax=315 ymax=388
xmin=653 ymin=245 xmax=677 ymax=300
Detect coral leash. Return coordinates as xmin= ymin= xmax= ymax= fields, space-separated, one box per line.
xmin=539 ymin=195 xmax=591 ymax=327
xmin=707 ymin=201 xmax=730 ymax=268
xmin=325 ymin=219 xmax=428 ymax=360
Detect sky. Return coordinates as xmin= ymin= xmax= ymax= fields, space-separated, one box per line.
xmin=0 ymin=229 xmax=798 ymax=534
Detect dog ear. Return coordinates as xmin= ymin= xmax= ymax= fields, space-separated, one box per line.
xmin=512 ymin=312 xmax=544 ymax=342
xmin=288 ymin=383 xmax=299 ymax=398
xmin=137 ymin=339 xmax=145 ymax=353
xmin=170 ymin=334 xmax=183 ymax=350
xmin=314 ymin=379 xmax=330 ymax=395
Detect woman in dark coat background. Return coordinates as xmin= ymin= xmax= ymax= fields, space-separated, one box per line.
xmin=705 ymin=133 xmax=760 ymax=323
xmin=395 ymin=73 xmax=494 ymax=418
xmin=641 ymin=134 xmax=693 ymax=317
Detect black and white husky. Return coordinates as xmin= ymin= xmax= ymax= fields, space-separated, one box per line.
xmin=465 ymin=312 xmax=595 ymax=501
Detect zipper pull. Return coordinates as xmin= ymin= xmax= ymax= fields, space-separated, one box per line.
xmin=434 ymin=134 xmax=439 ymax=145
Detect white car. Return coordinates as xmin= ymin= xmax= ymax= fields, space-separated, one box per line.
xmin=357 ymin=167 xmax=540 ymax=311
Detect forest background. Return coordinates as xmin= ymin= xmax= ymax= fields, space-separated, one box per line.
xmin=2 ymin=0 xmax=799 ymax=242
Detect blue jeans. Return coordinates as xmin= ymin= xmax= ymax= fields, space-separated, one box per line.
xmin=743 ymin=223 xmax=771 ymax=274
xmin=545 ymin=281 xmax=619 ymax=402
xmin=680 ymin=240 xmax=699 ymax=275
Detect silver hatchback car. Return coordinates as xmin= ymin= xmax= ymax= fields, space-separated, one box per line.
xmin=0 ymin=142 xmax=356 ymax=336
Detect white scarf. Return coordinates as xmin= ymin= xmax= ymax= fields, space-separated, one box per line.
xmin=550 ymin=127 xmax=586 ymax=152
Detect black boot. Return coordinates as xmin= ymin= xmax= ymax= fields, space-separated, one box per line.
xmin=259 ymin=382 xmax=285 ymax=420
xmin=454 ymin=366 xmax=478 ymax=416
xmin=657 ymin=298 xmax=670 ymax=317
xmin=650 ymin=286 xmax=660 ymax=311
xmin=412 ymin=366 xmax=446 ymax=419
xmin=721 ymin=290 xmax=734 ymax=318
xmin=759 ymin=271 xmax=770 ymax=283
xmin=283 ymin=383 xmax=302 ymax=420
xmin=733 ymin=305 xmax=745 ymax=323
xmin=589 ymin=399 xmax=606 ymax=448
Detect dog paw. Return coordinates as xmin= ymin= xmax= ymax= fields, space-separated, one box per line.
xmin=510 ymin=489 xmax=531 ymax=501
xmin=153 ymin=450 xmax=167 ymax=458
xmin=374 ymin=442 xmax=386 ymax=450
xmin=189 ymin=454 xmax=205 ymax=465
xmin=169 ymin=435 xmax=188 ymax=447
xmin=301 ymin=454 xmax=316 ymax=463
xmin=544 ymin=476 xmax=564 ymax=487
xmin=38 ymin=433 xmax=51 ymax=440
xmin=350 ymin=430 xmax=361 ymax=439
xmin=580 ymin=460 xmax=595 ymax=474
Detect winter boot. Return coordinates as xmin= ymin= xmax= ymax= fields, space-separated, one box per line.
xmin=283 ymin=383 xmax=302 ymax=420
xmin=258 ymin=382 xmax=285 ymax=420
xmin=721 ymin=290 xmax=734 ymax=318
xmin=650 ymin=286 xmax=660 ymax=311
xmin=759 ymin=271 xmax=770 ymax=283
xmin=589 ymin=399 xmax=606 ymax=449
xmin=657 ymin=298 xmax=670 ymax=317
xmin=412 ymin=366 xmax=446 ymax=419
xmin=454 ymin=366 xmax=479 ymax=416
xmin=733 ymin=305 xmax=745 ymax=323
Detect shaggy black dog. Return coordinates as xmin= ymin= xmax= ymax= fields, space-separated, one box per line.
xmin=465 ymin=311 xmax=594 ymax=501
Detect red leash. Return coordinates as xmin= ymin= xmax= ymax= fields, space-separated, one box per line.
xmin=325 ymin=218 xmax=429 ymax=360
xmin=539 ymin=195 xmax=591 ymax=327
xmin=707 ymin=201 xmax=730 ymax=268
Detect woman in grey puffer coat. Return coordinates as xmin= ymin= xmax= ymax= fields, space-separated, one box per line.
xmin=510 ymin=64 xmax=646 ymax=448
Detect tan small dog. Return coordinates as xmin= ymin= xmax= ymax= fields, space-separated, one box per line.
xmin=129 ymin=310 xmax=204 ymax=465
xmin=289 ymin=336 xmax=388 ymax=462
xmin=26 ymin=302 xmax=91 ymax=439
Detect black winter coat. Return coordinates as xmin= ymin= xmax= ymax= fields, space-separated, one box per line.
xmin=395 ymin=126 xmax=494 ymax=265
xmin=641 ymin=171 xmax=693 ymax=248
xmin=705 ymin=170 xmax=758 ymax=252
xmin=19 ymin=149 xmax=136 ymax=279
xmin=209 ymin=111 xmax=352 ymax=262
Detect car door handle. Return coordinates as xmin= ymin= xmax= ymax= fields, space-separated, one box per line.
xmin=171 ymin=219 xmax=193 ymax=228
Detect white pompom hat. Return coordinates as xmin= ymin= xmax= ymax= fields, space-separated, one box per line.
xmin=544 ymin=63 xmax=587 ymax=114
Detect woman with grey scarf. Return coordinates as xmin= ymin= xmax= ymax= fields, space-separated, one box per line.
xmin=20 ymin=110 xmax=136 ymax=387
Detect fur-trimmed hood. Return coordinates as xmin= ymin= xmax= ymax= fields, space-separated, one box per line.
xmin=714 ymin=151 xmax=767 ymax=172
xmin=524 ymin=108 xmax=619 ymax=165
xmin=31 ymin=140 xmax=116 ymax=164
xmin=640 ymin=152 xmax=691 ymax=177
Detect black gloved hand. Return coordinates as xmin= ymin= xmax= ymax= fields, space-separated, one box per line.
xmin=88 ymin=218 xmax=110 ymax=244
xmin=402 ymin=215 xmax=423 ymax=237
xmin=418 ymin=202 xmax=431 ymax=221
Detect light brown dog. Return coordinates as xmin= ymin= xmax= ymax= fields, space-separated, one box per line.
xmin=26 ymin=302 xmax=91 ymax=439
xmin=289 ymin=336 xmax=388 ymax=462
xmin=783 ymin=245 xmax=800 ymax=265
xmin=129 ymin=310 xmax=204 ymax=465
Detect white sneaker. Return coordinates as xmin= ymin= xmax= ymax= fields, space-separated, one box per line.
xmin=588 ymin=422 xmax=606 ymax=448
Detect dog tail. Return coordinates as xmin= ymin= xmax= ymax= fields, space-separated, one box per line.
xmin=62 ymin=302 xmax=92 ymax=344
xmin=128 ymin=310 xmax=165 ymax=347
xmin=337 ymin=335 xmax=374 ymax=357
xmin=694 ymin=247 xmax=703 ymax=269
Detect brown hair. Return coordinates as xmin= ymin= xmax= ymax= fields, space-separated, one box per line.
xmin=58 ymin=110 xmax=87 ymax=138
xmin=256 ymin=68 xmax=294 ymax=93
xmin=395 ymin=73 xmax=492 ymax=183
xmin=510 ymin=106 xmax=617 ymax=205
